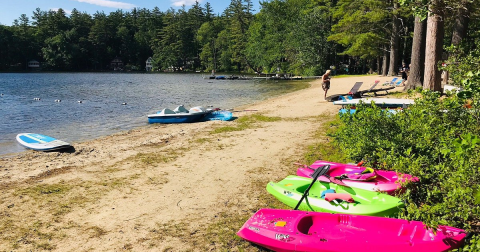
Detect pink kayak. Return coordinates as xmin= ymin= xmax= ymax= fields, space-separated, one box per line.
xmin=296 ymin=160 xmax=418 ymax=195
xmin=237 ymin=208 xmax=468 ymax=252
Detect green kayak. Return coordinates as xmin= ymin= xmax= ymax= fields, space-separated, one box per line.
xmin=267 ymin=175 xmax=404 ymax=217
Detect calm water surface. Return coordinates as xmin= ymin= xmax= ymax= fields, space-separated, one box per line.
xmin=0 ymin=73 xmax=307 ymax=155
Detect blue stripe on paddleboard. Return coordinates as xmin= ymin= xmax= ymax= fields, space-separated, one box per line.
xmin=25 ymin=134 xmax=56 ymax=143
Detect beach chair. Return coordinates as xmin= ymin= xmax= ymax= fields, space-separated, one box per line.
xmin=383 ymin=77 xmax=398 ymax=86
xmin=348 ymin=82 xmax=363 ymax=98
xmin=393 ymin=79 xmax=404 ymax=86
xmin=361 ymin=80 xmax=379 ymax=93
xmin=325 ymin=82 xmax=363 ymax=102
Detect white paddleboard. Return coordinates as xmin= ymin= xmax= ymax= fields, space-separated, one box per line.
xmin=333 ymin=98 xmax=414 ymax=107
xmin=16 ymin=133 xmax=71 ymax=151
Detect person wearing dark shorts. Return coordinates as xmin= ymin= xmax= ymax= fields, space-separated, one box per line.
xmin=400 ymin=63 xmax=409 ymax=85
xmin=322 ymin=70 xmax=331 ymax=99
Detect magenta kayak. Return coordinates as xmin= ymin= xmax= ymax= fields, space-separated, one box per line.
xmin=296 ymin=160 xmax=418 ymax=195
xmin=237 ymin=208 xmax=468 ymax=252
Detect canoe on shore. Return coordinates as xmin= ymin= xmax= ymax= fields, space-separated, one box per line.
xmin=237 ymin=208 xmax=468 ymax=252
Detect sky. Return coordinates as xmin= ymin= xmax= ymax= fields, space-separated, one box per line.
xmin=0 ymin=0 xmax=259 ymax=26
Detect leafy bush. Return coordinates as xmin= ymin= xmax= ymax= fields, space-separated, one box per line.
xmin=333 ymin=91 xmax=480 ymax=235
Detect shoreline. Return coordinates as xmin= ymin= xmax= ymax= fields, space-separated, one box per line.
xmin=0 ymin=75 xmax=404 ymax=251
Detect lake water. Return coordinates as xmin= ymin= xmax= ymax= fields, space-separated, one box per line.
xmin=0 ymin=73 xmax=307 ymax=155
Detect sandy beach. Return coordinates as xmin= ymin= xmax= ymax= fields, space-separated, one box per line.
xmin=0 ymin=76 xmax=404 ymax=251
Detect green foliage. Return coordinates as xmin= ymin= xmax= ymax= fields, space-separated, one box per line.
xmin=245 ymin=0 xmax=334 ymax=75
xmin=444 ymin=40 xmax=480 ymax=100
xmin=334 ymin=91 xmax=480 ymax=232
xmin=457 ymin=233 xmax=480 ymax=252
xmin=329 ymin=0 xmax=392 ymax=59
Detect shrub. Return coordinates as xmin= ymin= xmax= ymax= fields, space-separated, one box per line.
xmin=333 ymin=91 xmax=480 ymax=235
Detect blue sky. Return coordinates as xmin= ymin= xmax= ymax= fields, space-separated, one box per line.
xmin=0 ymin=0 xmax=259 ymax=26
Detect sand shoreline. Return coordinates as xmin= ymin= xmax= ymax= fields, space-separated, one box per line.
xmin=0 ymin=75 xmax=403 ymax=251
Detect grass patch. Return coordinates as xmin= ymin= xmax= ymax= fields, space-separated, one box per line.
xmin=134 ymin=147 xmax=189 ymax=166
xmin=85 ymin=226 xmax=107 ymax=238
xmin=386 ymin=91 xmax=409 ymax=98
xmin=1 ymin=173 xmax=148 ymax=251
xmin=194 ymin=138 xmax=212 ymax=144
xmin=332 ymin=74 xmax=371 ymax=78
xmin=211 ymin=114 xmax=281 ymax=134
xmin=15 ymin=183 xmax=73 ymax=199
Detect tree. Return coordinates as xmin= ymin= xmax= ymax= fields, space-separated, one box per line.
xmin=388 ymin=2 xmax=401 ymax=76
xmin=451 ymin=0 xmax=471 ymax=46
xmin=405 ymin=15 xmax=427 ymax=89
xmin=329 ymin=0 xmax=399 ymax=75
xmin=423 ymin=0 xmax=445 ymax=91
xmin=89 ymin=11 xmax=115 ymax=70
xmin=224 ymin=0 xmax=254 ymax=71
xmin=197 ymin=19 xmax=224 ymax=71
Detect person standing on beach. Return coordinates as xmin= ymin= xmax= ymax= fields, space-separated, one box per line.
xmin=322 ymin=70 xmax=331 ymax=99
xmin=400 ymin=63 xmax=409 ymax=85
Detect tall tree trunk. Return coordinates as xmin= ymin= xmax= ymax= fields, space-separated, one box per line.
xmin=451 ymin=0 xmax=470 ymax=46
xmin=388 ymin=2 xmax=400 ymax=76
xmin=423 ymin=0 xmax=445 ymax=91
xmin=406 ymin=16 xmax=427 ymax=90
xmin=382 ymin=49 xmax=388 ymax=76
xmin=377 ymin=56 xmax=381 ymax=74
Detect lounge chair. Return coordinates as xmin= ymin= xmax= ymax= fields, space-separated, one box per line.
xmin=360 ymin=80 xmax=395 ymax=96
xmin=325 ymin=82 xmax=363 ymax=102
xmin=383 ymin=77 xmax=398 ymax=86
xmin=393 ymin=79 xmax=404 ymax=86
xmin=358 ymin=80 xmax=380 ymax=96
xmin=347 ymin=82 xmax=364 ymax=98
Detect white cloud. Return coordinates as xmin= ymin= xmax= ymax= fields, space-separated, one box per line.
xmin=50 ymin=8 xmax=73 ymax=15
xmin=74 ymin=0 xmax=137 ymax=9
xmin=171 ymin=0 xmax=202 ymax=7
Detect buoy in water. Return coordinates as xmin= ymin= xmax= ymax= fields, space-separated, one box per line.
xmin=78 ymin=100 xmax=83 ymax=103
xmin=122 ymin=102 xmax=127 ymax=105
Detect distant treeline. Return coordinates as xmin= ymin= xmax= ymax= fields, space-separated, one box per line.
xmin=0 ymin=0 xmax=478 ymax=80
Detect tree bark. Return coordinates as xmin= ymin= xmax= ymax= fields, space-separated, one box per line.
xmin=388 ymin=2 xmax=400 ymax=77
xmin=406 ymin=16 xmax=427 ymax=90
xmin=377 ymin=56 xmax=381 ymax=75
xmin=451 ymin=0 xmax=470 ymax=46
xmin=423 ymin=0 xmax=445 ymax=92
xmin=382 ymin=49 xmax=388 ymax=76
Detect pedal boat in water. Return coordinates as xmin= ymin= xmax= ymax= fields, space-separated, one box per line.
xmin=237 ymin=208 xmax=468 ymax=252
xmin=296 ymin=160 xmax=418 ymax=195
xmin=147 ymin=105 xmax=210 ymax=124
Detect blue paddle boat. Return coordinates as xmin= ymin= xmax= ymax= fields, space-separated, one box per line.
xmin=148 ymin=105 xmax=210 ymax=124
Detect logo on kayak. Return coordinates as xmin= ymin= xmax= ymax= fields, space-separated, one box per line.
xmin=283 ymin=190 xmax=293 ymax=197
xmin=275 ymin=233 xmax=293 ymax=241
xmin=248 ymin=226 xmax=259 ymax=232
